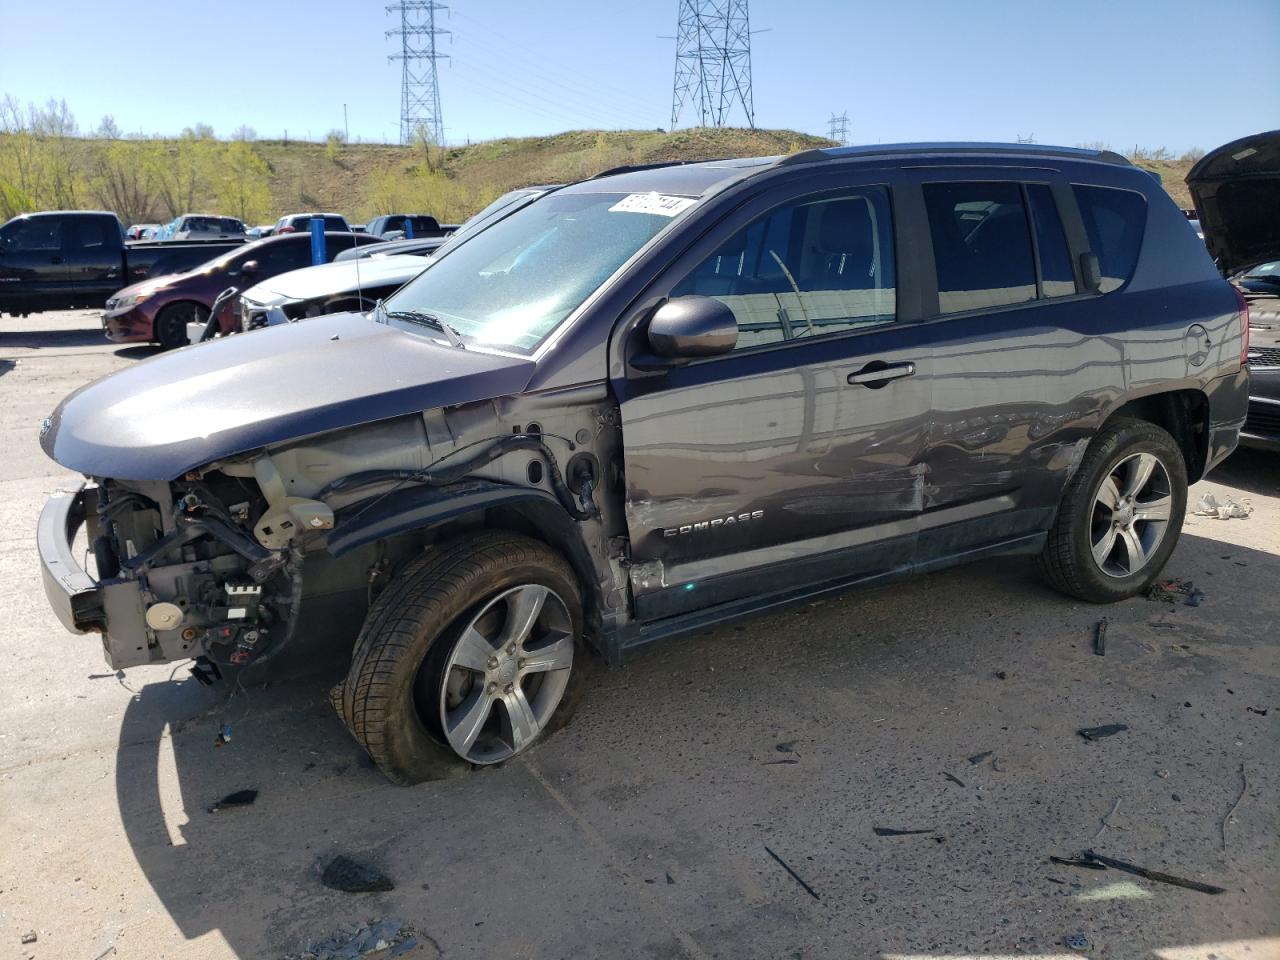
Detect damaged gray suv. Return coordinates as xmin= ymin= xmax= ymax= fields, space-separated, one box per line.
xmin=38 ymin=143 xmax=1251 ymax=783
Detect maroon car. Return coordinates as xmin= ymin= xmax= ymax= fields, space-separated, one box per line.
xmin=102 ymin=232 xmax=382 ymax=348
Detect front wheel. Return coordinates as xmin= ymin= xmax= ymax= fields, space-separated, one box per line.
xmin=154 ymin=302 xmax=207 ymax=350
xmin=1038 ymin=417 xmax=1188 ymax=603
xmin=332 ymin=533 xmax=591 ymax=784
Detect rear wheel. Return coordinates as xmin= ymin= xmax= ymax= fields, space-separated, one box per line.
xmin=332 ymin=532 xmax=591 ymax=784
xmin=1038 ymin=417 xmax=1187 ymax=603
xmin=154 ymin=302 xmax=207 ymax=350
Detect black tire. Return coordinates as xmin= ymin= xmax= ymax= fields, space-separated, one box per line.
xmin=154 ymin=302 xmax=207 ymax=350
xmin=1037 ymin=417 xmax=1188 ymax=603
xmin=332 ymin=532 xmax=593 ymax=784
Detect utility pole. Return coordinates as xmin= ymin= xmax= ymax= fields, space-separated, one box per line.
xmin=670 ymin=0 xmax=755 ymax=129
xmin=343 ymin=103 xmax=349 ymax=144
xmin=827 ymin=111 xmax=849 ymax=146
xmin=387 ymin=1 xmax=449 ymax=146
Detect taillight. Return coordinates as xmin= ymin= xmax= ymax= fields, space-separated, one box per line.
xmin=1233 ymin=284 xmax=1250 ymax=366
xmin=278 ymin=225 xmax=295 ymax=233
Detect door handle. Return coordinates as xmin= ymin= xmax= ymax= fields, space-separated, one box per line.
xmin=847 ymin=360 xmax=916 ymax=387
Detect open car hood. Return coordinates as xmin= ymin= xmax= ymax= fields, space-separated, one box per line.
xmin=41 ymin=312 xmax=534 ymax=481
xmin=1187 ymin=130 xmax=1280 ymax=276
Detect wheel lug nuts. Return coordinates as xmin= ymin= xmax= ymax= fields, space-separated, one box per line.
xmin=486 ymin=682 xmax=498 ymax=694
xmin=504 ymin=683 xmax=514 ymax=694
xmin=487 ymin=656 xmax=498 ymax=668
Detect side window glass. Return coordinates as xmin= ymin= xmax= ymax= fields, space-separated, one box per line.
xmin=1026 ymin=185 xmax=1076 ymax=298
xmin=4 ymin=219 xmax=62 ymax=252
xmin=923 ymin=182 xmax=1036 ymax=314
xmin=670 ymin=186 xmax=897 ymax=350
xmin=75 ymin=219 xmax=107 ymax=250
xmin=1073 ymin=185 xmax=1146 ymax=293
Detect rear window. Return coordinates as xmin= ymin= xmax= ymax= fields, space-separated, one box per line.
xmin=1072 ymin=185 xmax=1146 ymax=293
xmin=923 ymin=182 xmax=1037 ymax=314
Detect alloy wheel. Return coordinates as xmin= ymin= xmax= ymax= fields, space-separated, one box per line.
xmin=1089 ymin=451 xmax=1173 ymax=578
xmin=434 ymin=584 xmax=574 ymax=764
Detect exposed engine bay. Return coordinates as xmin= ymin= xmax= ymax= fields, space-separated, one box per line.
xmin=73 ymin=396 xmax=624 ymax=674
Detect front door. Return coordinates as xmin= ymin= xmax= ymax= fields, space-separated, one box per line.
xmin=0 ymin=216 xmax=68 ymax=310
xmin=614 ymin=177 xmax=932 ymax=621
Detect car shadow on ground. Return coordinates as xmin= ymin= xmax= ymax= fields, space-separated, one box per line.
xmin=0 ymin=327 xmax=111 ymax=349
xmin=111 ymin=506 xmax=1280 ymax=958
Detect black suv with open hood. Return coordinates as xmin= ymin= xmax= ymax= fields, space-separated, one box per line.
xmin=1189 ymin=130 xmax=1280 ymax=450
xmin=39 ymin=143 xmax=1249 ymax=783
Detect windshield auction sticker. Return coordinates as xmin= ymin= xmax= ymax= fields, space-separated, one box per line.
xmin=609 ymin=193 xmax=697 ymax=217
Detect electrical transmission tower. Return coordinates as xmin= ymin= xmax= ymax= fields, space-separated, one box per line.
xmin=670 ymin=0 xmax=755 ymax=130
xmin=827 ymin=111 xmax=849 ymax=146
xmin=387 ymin=1 xmax=449 ymax=146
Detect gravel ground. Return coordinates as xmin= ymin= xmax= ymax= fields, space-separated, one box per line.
xmin=1 ymin=311 xmax=1277 ymax=960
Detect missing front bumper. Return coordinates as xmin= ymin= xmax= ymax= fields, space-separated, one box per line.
xmin=37 ymin=484 xmax=152 ymax=669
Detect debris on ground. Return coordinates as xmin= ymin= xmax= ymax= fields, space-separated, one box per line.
xmin=967 ymin=750 xmax=993 ymax=764
xmin=321 ymin=855 xmax=395 ymax=894
xmin=1049 ymin=855 xmax=1105 ymax=871
xmin=761 ymin=758 xmax=800 ymax=765
xmin=1194 ymin=492 xmax=1252 ymax=520
xmin=1246 ymin=706 xmax=1269 ymax=716
xmin=1146 ymin=578 xmax=1205 ymax=606
xmin=763 ymin=845 xmax=820 ymax=900
xmin=872 ymin=826 xmax=935 ymax=837
xmin=1064 ymin=932 xmax=1090 ymax=951
xmin=1093 ymin=619 xmax=1107 ymax=656
xmin=1093 ymin=798 xmax=1124 ymax=839
xmin=215 ymin=721 xmax=233 ymax=747
xmin=941 ymin=772 xmax=967 ymax=787
xmin=20 ymin=931 xmax=37 ymax=944
xmin=1077 ymin=723 xmax=1127 ymax=741
xmin=1221 ymin=763 xmax=1248 ymax=850
xmin=286 ymin=918 xmax=431 ymax=960
xmin=207 ymin=788 xmax=258 ymax=813
xmin=1081 ymin=849 xmax=1226 ymax=895
xmin=775 ymin=740 xmax=797 ymax=753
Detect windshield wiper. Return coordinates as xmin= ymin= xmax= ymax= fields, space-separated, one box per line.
xmin=386 ymin=309 xmax=466 ymax=348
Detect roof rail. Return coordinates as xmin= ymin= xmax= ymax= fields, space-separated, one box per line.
xmin=773 ymin=142 xmax=1131 ymax=168
xmin=589 ymin=157 xmax=731 ymax=180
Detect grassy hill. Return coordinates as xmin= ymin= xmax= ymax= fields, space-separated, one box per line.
xmin=252 ymin=127 xmax=836 ymax=223
xmin=253 ymin=130 xmax=1198 ymax=221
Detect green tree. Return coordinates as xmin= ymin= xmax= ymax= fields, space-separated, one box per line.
xmin=216 ymin=140 xmax=272 ymax=222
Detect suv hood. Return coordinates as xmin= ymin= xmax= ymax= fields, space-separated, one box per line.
xmin=245 ymin=255 xmax=430 ymax=304
xmin=1187 ymin=130 xmax=1280 ymax=276
xmin=41 ymin=312 xmax=535 ymax=481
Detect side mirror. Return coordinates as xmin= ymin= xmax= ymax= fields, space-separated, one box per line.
xmin=1079 ymin=252 xmax=1102 ymax=293
xmin=637 ymin=296 xmax=737 ymax=367
xmin=240 ymin=260 xmax=259 ymax=275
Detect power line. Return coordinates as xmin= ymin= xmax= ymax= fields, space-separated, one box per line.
xmin=827 ymin=111 xmax=849 ymax=146
xmin=387 ymin=1 xmax=450 ymax=145
xmin=670 ymin=0 xmax=755 ymax=129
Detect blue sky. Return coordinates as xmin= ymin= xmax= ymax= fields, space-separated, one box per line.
xmin=2 ymin=0 xmax=1276 ymax=151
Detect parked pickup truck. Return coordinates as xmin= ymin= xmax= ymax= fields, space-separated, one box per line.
xmin=0 ymin=210 xmax=246 ymax=317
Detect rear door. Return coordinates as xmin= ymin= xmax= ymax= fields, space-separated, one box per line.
xmin=614 ymin=171 xmax=932 ymax=621
xmin=914 ymin=172 xmax=1119 ymax=553
xmin=62 ymin=215 xmax=124 ymax=303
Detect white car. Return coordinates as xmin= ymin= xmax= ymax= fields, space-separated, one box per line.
xmin=169 ymin=214 xmax=247 ymax=241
